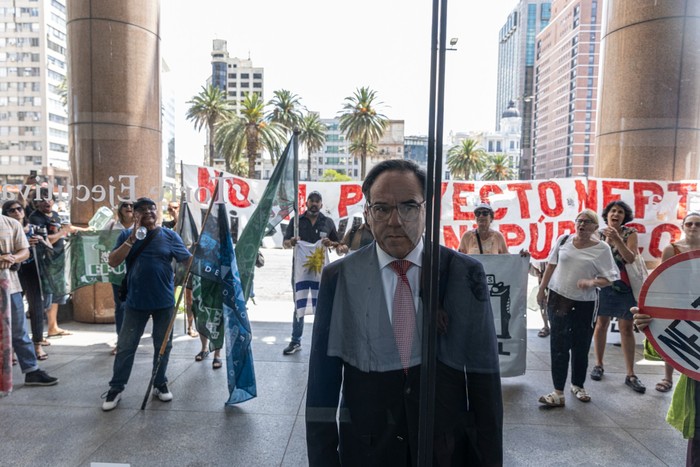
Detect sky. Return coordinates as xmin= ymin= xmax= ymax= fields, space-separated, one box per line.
xmin=161 ymin=0 xmax=517 ymax=165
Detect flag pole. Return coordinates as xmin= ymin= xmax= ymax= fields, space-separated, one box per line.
xmin=140 ymin=179 xmax=220 ymax=410
xmin=293 ymin=131 xmax=300 ymax=241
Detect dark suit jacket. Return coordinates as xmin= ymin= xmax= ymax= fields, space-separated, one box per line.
xmin=306 ymin=243 xmax=503 ymax=467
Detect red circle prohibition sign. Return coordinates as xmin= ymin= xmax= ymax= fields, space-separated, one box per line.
xmin=639 ymin=250 xmax=700 ymax=380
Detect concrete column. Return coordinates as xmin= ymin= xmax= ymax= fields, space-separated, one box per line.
xmin=66 ymin=1 xmax=161 ymax=323
xmin=595 ymin=0 xmax=700 ymax=180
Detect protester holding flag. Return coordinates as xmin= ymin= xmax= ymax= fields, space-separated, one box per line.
xmin=101 ymin=197 xmax=191 ymax=411
xmin=104 ymin=201 xmax=135 ymax=354
xmin=282 ymin=190 xmax=341 ymax=356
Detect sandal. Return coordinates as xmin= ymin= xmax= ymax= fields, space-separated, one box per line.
xmin=195 ymin=351 xmax=209 ymax=362
xmin=538 ymin=391 xmax=565 ymax=407
xmin=212 ymin=357 xmax=222 ymax=370
xmin=37 ymin=339 xmax=51 ymax=347
xmin=36 ymin=351 xmax=48 ymax=361
xmin=187 ymin=327 xmax=199 ymax=338
xmin=590 ymin=365 xmax=604 ymax=381
xmin=625 ymin=375 xmax=646 ymax=394
xmin=656 ymin=378 xmax=673 ymax=393
xmin=571 ymin=385 xmax=591 ymax=402
xmin=537 ymin=327 xmax=550 ymax=338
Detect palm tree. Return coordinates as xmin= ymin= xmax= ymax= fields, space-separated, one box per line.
xmin=447 ymin=139 xmax=487 ymax=180
xmin=267 ymin=89 xmax=304 ymax=134
xmin=186 ymin=85 xmax=231 ymax=166
xmin=298 ymin=113 xmax=327 ymax=180
xmin=338 ymin=87 xmax=387 ymax=179
xmin=482 ymin=154 xmax=515 ymax=181
xmin=216 ymin=92 xmax=285 ymax=177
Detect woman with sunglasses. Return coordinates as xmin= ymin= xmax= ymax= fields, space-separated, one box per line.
xmin=458 ymin=203 xmax=508 ymax=255
xmin=536 ymin=209 xmax=619 ymax=407
xmin=2 ymin=200 xmax=53 ymax=359
xmin=105 ymin=201 xmax=135 ymax=354
xmin=590 ymin=200 xmax=646 ymax=393
xmin=633 ymin=212 xmax=700 ymax=464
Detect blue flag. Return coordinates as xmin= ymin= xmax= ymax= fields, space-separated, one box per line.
xmin=192 ymin=202 xmax=256 ymax=404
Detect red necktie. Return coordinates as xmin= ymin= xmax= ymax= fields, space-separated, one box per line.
xmin=390 ymin=260 xmax=416 ymax=373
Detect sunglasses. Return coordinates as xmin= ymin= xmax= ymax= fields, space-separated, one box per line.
xmin=685 ymin=221 xmax=700 ymax=228
xmin=6 ymin=206 xmax=22 ymax=213
xmin=474 ymin=210 xmax=491 ymax=217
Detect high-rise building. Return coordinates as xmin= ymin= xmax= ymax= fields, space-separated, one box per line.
xmin=162 ymin=59 xmax=176 ymax=191
xmin=496 ymin=0 xmax=551 ymax=179
xmin=0 ymin=0 xmax=69 ymax=186
xmin=532 ymin=0 xmax=601 ymax=179
xmin=210 ymin=39 xmax=264 ymax=115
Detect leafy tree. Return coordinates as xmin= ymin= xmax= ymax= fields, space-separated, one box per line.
xmin=447 ymin=139 xmax=487 ymax=180
xmin=215 ymin=92 xmax=285 ymax=177
xmin=482 ymin=154 xmax=515 ymax=181
xmin=338 ymin=87 xmax=387 ymax=179
xmin=319 ymin=169 xmax=352 ymax=182
xmin=267 ymin=89 xmax=303 ymax=134
xmin=299 ymin=113 xmax=327 ymax=180
xmin=186 ymin=85 xmax=231 ymax=166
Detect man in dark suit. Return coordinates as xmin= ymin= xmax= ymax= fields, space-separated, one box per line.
xmin=306 ymin=159 xmax=503 ymax=466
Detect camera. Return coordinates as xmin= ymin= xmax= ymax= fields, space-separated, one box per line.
xmin=30 ymin=224 xmax=48 ymax=240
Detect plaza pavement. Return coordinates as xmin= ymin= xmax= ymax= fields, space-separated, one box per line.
xmin=0 ymin=248 xmax=686 ymax=466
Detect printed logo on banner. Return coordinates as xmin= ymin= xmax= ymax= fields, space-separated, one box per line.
xmin=640 ymin=251 xmax=700 ymax=380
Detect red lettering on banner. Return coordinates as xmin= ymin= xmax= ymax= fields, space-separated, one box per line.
xmin=538 ymin=182 xmax=563 ymax=217
xmin=506 ymin=183 xmax=533 ymax=219
xmin=633 ymin=182 xmax=664 ymax=220
xmin=226 ymin=178 xmax=251 ymax=208
xmin=627 ymin=222 xmax=646 ymax=254
xmin=529 ymin=222 xmax=555 ymax=261
xmin=298 ymin=184 xmax=307 ymax=212
xmin=440 ymin=182 xmax=448 ymax=200
xmin=443 ymin=224 xmax=470 ymax=250
xmin=668 ymin=183 xmax=698 ymax=220
xmin=649 ymin=223 xmax=682 ymax=258
xmin=196 ymin=167 xmax=216 ymax=203
xmin=500 ymin=224 xmax=525 ymax=248
xmin=452 ymin=183 xmax=475 ymax=221
xmin=338 ymin=184 xmax=363 ymax=217
xmin=557 ymin=221 xmax=575 ymax=238
xmin=574 ymin=179 xmax=597 ymax=212
xmin=479 ymin=185 xmax=507 ymax=220
xmin=602 ymin=180 xmax=629 ymax=208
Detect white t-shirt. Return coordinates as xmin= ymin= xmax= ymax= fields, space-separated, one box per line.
xmin=547 ymin=234 xmax=619 ymax=302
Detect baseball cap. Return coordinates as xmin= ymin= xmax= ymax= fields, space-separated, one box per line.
xmin=474 ymin=202 xmax=494 ymax=214
xmin=133 ymin=197 xmax=157 ymax=211
xmin=307 ymin=190 xmax=322 ymax=201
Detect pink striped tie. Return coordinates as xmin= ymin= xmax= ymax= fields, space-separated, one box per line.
xmin=390 ymin=260 xmax=416 ymax=373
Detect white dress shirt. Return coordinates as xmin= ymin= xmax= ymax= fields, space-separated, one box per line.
xmin=376 ymin=239 xmax=423 ymax=323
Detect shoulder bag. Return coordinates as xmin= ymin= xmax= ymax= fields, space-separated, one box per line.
xmin=626 ymin=254 xmax=648 ymax=301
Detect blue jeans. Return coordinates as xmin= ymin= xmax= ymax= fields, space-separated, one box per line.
xmin=291 ymin=309 xmax=304 ymax=345
xmin=111 ymin=283 xmax=125 ymax=335
xmin=10 ymin=293 xmax=38 ymax=374
xmin=109 ymin=305 xmax=173 ymax=391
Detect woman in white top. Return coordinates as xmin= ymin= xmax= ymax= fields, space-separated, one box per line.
xmin=536 ymin=209 xmax=619 ymax=407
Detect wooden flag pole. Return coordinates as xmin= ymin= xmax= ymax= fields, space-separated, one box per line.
xmin=140 ymin=178 xmax=220 ymax=410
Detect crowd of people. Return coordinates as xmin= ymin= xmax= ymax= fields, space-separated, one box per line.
xmin=1 ymin=163 xmax=696 ymax=464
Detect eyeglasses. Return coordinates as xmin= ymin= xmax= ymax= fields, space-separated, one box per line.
xmin=474 ymin=210 xmax=491 ymax=217
xmin=367 ymin=201 xmax=425 ymax=222
xmin=6 ymin=206 xmax=22 ymax=213
xmin=685 ymin=221 xmax=700 ymax=228
xmin=576 ymin=218 xmax=596 ymax=225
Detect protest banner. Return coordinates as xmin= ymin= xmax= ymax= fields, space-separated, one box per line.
xmin=640 ymin=251 xmax=700 ymax=380
xmin=182 ymin=165 xmax=699 ymax=261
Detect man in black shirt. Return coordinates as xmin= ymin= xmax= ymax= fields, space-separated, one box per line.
xmin=282 ymin=191 xmax=340 ymax=355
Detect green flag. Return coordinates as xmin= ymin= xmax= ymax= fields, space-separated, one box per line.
xmin=235 ymin=134 xmax=297 ymax=300
xmin=69 ymin=230 xmax=125 ymax=290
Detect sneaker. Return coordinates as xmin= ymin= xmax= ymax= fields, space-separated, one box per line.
xmin=152 ymin=384 xmax=173 ymax=402
xmin=590 ymin=365 xmax=604 ymax=381
xmin=101 ymin=389 xmax=122 ymax=411
xmin=282 ymin=342 xmax=301 ymax=355
xmin=24 ymin=369 xmax=59 ymax=387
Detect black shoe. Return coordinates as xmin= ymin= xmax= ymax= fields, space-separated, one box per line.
xmin=24 ymin=369 xmax=58 ymax=386
xmin=282 ymin=342 xmax=301 ymax=355
xmin=590 ymin=365 xmax=604 ymax=381
xmin=101 ymin=388 xmax=123 ymax=411
xmin=625 ymin=375 xmax=647 ymax=394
